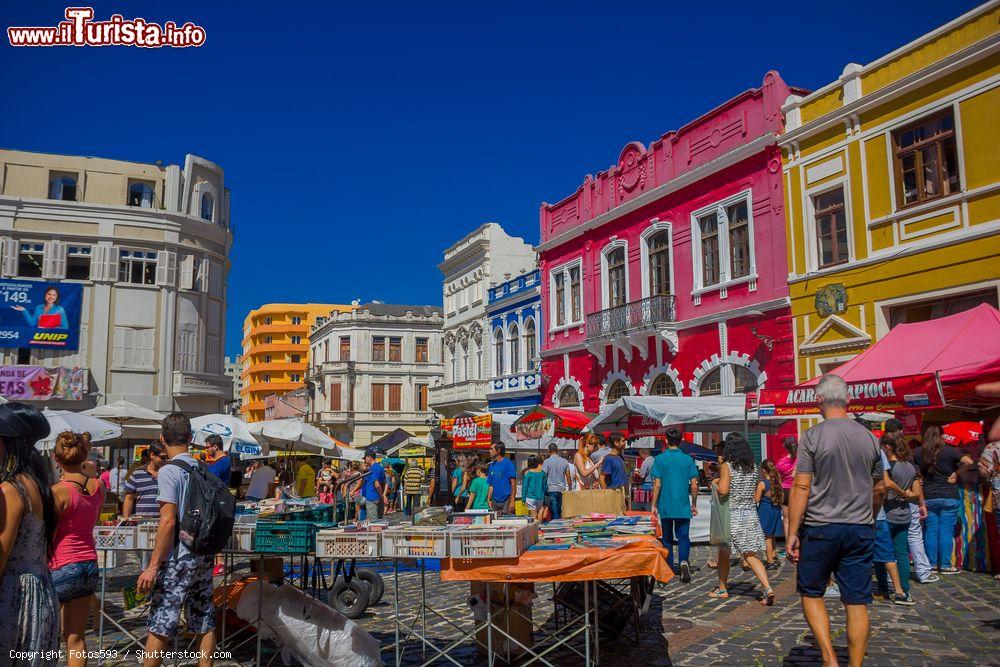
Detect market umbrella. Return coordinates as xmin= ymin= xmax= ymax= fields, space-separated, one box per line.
xmin=247 ymin=418 xmax=363 ymax=460
xmin=942 ymin=421 xmax=982 ymax=446
xmin=511 ymin=406 xmax=596 ymax=441
xmin=36 ymin=409 xmax=122 ymax=450
xmin=190 ymin=414 xmax=263 ymax=456
xmin=82 ymin=399 xmax=165 ymax=424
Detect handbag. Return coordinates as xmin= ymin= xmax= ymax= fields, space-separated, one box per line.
xmin=709 ymin=486 xmax=730 ymax=546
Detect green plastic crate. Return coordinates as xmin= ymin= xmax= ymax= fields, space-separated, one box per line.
xmin=253 ymin=521 xmax=316 ymax=554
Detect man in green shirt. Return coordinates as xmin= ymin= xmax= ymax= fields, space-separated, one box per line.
xmin=651 ymin=427 xmax=699 ymax=583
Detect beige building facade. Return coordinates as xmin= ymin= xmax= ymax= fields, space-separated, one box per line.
xmin=0 ymin=148 xmax=233 ymax=414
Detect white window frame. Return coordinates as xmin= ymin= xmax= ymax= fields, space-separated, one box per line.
xmin=639 ymin=220 xmax=674 ymax=299
xmin=548 ymin=258 xmax=583 ymax=333
xmin=493 ymin=326 xmax=505 ymax=376
xmin=804 ymin=179 xmax=854 ymax=273
xmin=18 ymin=242 xmax=44 ymax=278
xmin=65 ymin=244 xmax=92 ymax=281
xmin=600 ymin=239 xmax=630 ymax=310
xmin=508 ymin=321 xmax=520 ymax=374
xmin=523 ymin=316 xmax=537 ymax=371
xmin=118 ymin=248 xmax=158 ymax=285
xmin=689 ymin=189 xmax=757 ymax=295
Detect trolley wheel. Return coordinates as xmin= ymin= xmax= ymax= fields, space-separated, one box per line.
xmin=355 ymin=568 xmax=385 ymax=605
xmin=331 ymin=579 xmax=370 ymax=619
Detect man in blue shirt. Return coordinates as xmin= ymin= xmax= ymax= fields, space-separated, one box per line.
xmin=651 ymin=428 xmax=699 ymax=582
xmin=486 ymin=443 xmax=517 ymax=513
xmin=598 ymin=432 xmax=628 ymax=490
xmin=360 ymin=450 xmax=387 ymax=522
xmin=204 ymin=434 xmax=231 ymax=486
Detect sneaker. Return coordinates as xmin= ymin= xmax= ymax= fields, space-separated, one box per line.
xmin=212 ymin=564 xmax=226 ymax=577
xmin=680 ymin=560 xmax=692 ymax=583
xmin=777 ymin=549 xmax=787 ymax=559
xmin=919 ymin=574 xmax=940 ymax=584
xmin=893 ymin=593 xmax=916 ymax=606
xmin=823 ymin=584 xmax=840 ymax=599
xmin=938 ymin=567 xmax=960 ymax=575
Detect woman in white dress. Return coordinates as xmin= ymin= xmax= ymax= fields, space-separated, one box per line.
xmin=710 ymin=434 xmax=774 ymax=605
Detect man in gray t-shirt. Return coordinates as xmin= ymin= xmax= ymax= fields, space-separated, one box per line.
xmin=541 ymin=444 xmax=572 ymax=519
xmin=786 ymin=374 xmax=886 ymax=667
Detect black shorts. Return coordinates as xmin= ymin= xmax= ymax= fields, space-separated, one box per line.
xmin=797 ymin=523 xmax=875 ymax=605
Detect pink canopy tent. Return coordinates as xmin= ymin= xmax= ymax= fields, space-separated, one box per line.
xmin=759 ymin=304 xmax=1000 ymax=415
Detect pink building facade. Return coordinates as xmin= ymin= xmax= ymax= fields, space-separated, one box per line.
xmin=537 ymin=71 xmax=804 ymax=460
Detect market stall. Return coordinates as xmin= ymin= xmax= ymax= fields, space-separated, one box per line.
xmin=757 ymin=303 xmax=1000 ymax=417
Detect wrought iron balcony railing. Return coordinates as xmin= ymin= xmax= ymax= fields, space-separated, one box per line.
xmin=586 ymin=294 xmax=676 ymax=340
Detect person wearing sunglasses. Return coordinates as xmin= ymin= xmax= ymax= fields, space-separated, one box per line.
xmin=122 ymin=441 xmax=169 ymax=570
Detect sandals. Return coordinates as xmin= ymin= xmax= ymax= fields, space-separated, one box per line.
xmin=761 ymin=586 xmax=775 ymax=606
xmin=708 ymin=586 xmax=729 ymax=599
xmin=707 ymin=560 xmax=718 ymax=569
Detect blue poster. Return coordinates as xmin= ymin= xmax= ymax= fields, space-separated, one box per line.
xmin=0 ymin=281 xmax=82 ymax=350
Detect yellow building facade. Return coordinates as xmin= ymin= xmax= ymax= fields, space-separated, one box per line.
xmin=241 ymin=303 xmax=351 ymax=421
xmin=780 ymin=2 xmax=1000 ymax=386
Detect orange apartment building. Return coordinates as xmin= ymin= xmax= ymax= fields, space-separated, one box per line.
xmin=240 ymin=303 xmax=352 ymax=421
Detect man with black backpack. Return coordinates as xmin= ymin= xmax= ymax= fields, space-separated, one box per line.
xmin=138 ymin=412 xmax=233 ymax=666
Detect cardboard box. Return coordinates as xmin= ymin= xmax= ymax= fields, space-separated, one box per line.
xmin=561 ymin=489 xmax=626 ymax=518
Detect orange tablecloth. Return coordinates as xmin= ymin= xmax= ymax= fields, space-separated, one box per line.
xmin=440 ymin=540 xmax=674 ymax=584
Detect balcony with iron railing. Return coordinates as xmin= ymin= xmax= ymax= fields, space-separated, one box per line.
xmin=584 ymin=294 xmax=678 ymax=365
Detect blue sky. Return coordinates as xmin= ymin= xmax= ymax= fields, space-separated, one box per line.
xmin=1 ymin=0 xmax=981 ymax=356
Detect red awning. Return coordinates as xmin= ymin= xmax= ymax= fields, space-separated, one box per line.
xmin=511 ymin=405 xmax=596 ymax=440
xmin=759 ymin=304 xmax=1000 ymax=416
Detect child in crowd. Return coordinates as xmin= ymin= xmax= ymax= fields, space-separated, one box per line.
xmin=755 ymin=459 xmax=785 ymax=570
xmin=521 ymin=455 xmax=548 ymax=520
xmin=465 ymin=461 xmax=489 ymax=510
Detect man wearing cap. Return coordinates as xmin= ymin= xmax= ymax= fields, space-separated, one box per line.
xmin=651 ymin=427 xmax=699 ymax=582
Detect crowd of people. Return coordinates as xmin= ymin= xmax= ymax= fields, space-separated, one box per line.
xmin=1 ymin=374 xmax=997 ymax=667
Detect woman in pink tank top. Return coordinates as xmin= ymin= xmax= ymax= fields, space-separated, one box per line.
xmin=50 ymin=431 xmax=105 ymax=667
xmin=775 ymin=436 xmax=798 ymax=555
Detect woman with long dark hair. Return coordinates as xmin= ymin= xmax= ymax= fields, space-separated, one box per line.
xmin=710 ymin=433 xmax=774 ymax=605
xmin=915 ymin=425 xmax=975 ymax=574
xmin=0 ymin=402 xmax=60 ymax=661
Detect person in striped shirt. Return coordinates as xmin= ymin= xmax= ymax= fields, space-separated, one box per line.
xmin=123 ymin=441 xmax=168 ymax=518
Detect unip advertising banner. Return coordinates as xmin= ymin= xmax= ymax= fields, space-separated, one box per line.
xmin=0 ymin=365 xmax=86 ymax=400
xmin=441 ymin=414 xmax=492 ymax=449
xmin=0 ymin=280 xmax=83 ymax=350
xmin=756 ymin=373 xmax=945 ymax=416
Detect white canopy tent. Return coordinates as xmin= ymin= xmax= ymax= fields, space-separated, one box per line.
xmin=584 ymin=395 xmax=787 ymax=435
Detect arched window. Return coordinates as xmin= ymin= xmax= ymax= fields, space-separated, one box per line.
xmin=607 ymin=247 xmax=626 ymax=307
xmin=473 ymin=337 xmax=482 ymax=380
xmin=650 ymin=374 xmax=677 ymax=396
xmin=734 ymin=365 xmax=757 ymax=394
xmin=558 ymin=385 xmax=580 ymax=408
xmin=648 ymin=230 xmax=671 ymax=296
xmin=605 ymin=379 xmax=630 ymax=403
xmin=699 ymin=368 xmax=722 ymax=396
xmin=508 ymin=322 xmax=520 ymax=373
xmin=494 ymin=329 xmax=505 ymax=376
xmin=128 ymin=181 xmax=154 ymax=208
xmin=524 ymin=318 xmax=537 ymax=371
xmin=200 ymin=192 xmax=215 ymax=221
xmin=48 ymin=174 xmax=77 ymax=201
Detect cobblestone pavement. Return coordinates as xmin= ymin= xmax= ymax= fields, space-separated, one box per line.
xmin=81 ymin=546 xmax=999 ymax=666
xmin=361 ymin=546 xmax=1000 ymax=667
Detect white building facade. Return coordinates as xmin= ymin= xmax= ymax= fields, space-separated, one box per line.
xmin=308 ymin=303 xmax=444 ymax=446
xmin=0 ymin=149 xmax=233 ymax=414
xmin=430 ymin=223 xmax=535 ymax=417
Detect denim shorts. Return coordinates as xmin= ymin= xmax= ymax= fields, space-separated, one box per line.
xmin=797 ymin=523 xmax=875 ymax=605
xmin=52 ymin=559 xmax=99 ymax=603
